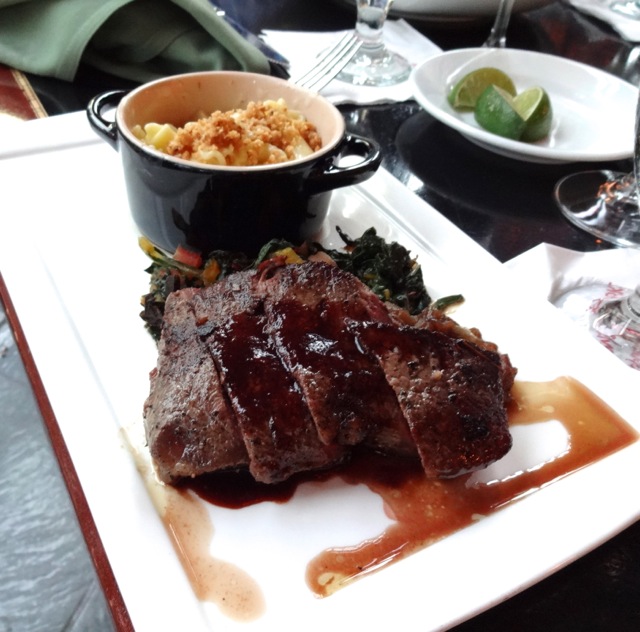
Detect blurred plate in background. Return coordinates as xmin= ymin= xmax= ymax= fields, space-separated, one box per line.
xmin=411 ymin=47 xmax=637 ymax=163
xmin=390 ymin=0 xmax=552 ymax=16
xmin=337 ymin=0 xmax=553 ymax=24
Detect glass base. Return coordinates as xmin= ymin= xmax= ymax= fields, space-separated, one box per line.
xmin=554 ymin=170 xmax=640 ymax=248
xmin=592 ymin=286 xmax=640 ymax=370
xmin=337 ymin=46 xmax=411 ymax=87
xmin=554 ymin=282 xmax=640 ymax=370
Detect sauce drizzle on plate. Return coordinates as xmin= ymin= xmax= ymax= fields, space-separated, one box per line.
xmin=162 ymin=376 xmax=637 ymax=614
xmin=306 ymin=377 xmax=638 ymax=596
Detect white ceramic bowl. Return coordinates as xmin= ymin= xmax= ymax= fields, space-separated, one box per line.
xmin=411 ymin=48 xmax=638 ymax=163
xmin=390 ymin=0 xmax=552 ymax=17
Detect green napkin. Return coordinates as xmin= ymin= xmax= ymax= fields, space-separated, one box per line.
xmin=0 ymin=0 xmax=271 ymax=82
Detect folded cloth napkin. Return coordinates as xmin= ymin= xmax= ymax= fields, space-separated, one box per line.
xmin=263 ymin=20 xmax=441 ymax=105
xmin=505 ymin=243 xmax=640 ymax=306
xmin=568 ymin=0 xmax=640 ymax=42
xmin=0 ymin=0 xmax=270 ymax=83
xmin=506 ymin=243 xmax=640 ymax=369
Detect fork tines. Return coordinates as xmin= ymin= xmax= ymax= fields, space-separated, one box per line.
xmin=294 ymin=32 xmax=362 ymax=93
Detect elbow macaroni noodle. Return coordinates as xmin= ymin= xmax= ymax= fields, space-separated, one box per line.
xmin=132 ymin=99 xmax=322 ymax=167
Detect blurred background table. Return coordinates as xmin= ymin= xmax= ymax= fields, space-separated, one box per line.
xmin=1 ymin=0 xmax=639 ymax=630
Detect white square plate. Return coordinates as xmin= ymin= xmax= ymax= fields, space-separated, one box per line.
xmin=1 ymin=112 xmax=638 ymax=631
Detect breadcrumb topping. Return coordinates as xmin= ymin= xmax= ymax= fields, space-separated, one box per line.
xmin=132 ymin=99 xmax=322 ymax=167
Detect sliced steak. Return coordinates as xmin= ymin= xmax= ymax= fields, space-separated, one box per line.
xmin=412 ymin=307 xmax=518 ymax=397
xmin=143 ymin=288 xmax=248 ymax=483
xmin=191 ymin=271 xmax=345 ymax=484
xmin=352 ymin=320 xmax=513 ymax=478
xmin=259 ymin=262 xmax=415 ymax=454
xmin=144 ymin=261 xmax=515 ymax=485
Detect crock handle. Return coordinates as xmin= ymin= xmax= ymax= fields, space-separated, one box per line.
xmin=305 ymin=133 xmax=382 ymax=195
xmin=86 ymin=90 xmax=128 ymax=151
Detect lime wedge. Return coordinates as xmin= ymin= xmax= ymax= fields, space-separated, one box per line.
xmin=513 ymin=86 xmax=553 ymax=142
xmin=474 ymin=84 xmax=526 ymax=140
xmin=448 ymin=67 xmax=517 ymax=111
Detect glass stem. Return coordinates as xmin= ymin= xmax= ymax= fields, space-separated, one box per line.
xmin=591 ymin=285 xmax=640 ymax=369
xmin=355 ymin=1 xmax=391 ymax=53
xmin=338 ymin=0 xmax=409 ymax=87
xmin=619 ymin=285 xmax=640 ymax=325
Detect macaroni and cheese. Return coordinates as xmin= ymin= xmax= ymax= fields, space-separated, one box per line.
xmin=132 ymin=99 xmax=322 ymax=167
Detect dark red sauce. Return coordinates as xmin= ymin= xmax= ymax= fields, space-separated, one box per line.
xmin=180 ymin=377 xmax=638 ymax=600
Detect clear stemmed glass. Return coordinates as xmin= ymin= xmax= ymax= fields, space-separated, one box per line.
xmin=590 ymin=285 xmax=640 ymax=366
xmin=554 ymin=282 xmax=640 ymax=370
xmin=554 ymin=80 xmax=640 ymax=247
xmin=553 ymin=86 xmax=640 ymax=369
xmin=337 ymin=0 xmax=411 ymax=87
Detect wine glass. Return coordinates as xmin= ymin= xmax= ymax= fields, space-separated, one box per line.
xmin=554 ymin=282 xmax=640 ymax=370
xmin=590 ymin=284 xmax=640 ymax=368
xmin=554 ymin=76 xmax=640 ymax=246
xmin=553 ymin=85 xmax=640 ymax=369
xmin=611 ymin=1 xmax=640 ymax=19
xmin=337 ymin=0 xmax=411 ymax=87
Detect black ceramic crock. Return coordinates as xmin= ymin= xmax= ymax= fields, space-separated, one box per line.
xmin=87 ymin=71 xmax=381 ymax=256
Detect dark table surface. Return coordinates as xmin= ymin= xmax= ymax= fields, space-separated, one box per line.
xmin=6 ymin=0 xmax=640 ymax=630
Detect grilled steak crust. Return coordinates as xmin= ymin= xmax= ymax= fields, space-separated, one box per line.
xmin=143 ymin=288 xmax=248 ymax=483
xmin=143 ymin=261 xmax=515 ymax=484
xmin=411 ymin=307 xmax=518 ymax=398
xmin=351 ymin=321 xmax=512 ymax=477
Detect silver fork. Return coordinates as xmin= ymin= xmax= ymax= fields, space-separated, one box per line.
xmin=292 ymin=32 xmax=363 ymax=92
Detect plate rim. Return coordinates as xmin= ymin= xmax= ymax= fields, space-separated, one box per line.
xmin=335 ymin=0 xmax=553 ymax=19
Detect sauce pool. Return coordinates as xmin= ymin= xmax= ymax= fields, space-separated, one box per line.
xmin=160 ymin=376 xmax=638 ymax=613
xmin=306 ymin=377 xmax=638 ymax=595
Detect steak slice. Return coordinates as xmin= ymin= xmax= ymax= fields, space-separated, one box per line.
xmin=412 ymin=307 xmax=518 ymax=398
xmin=192 ymin=271 xmax=346 ymax=484
xmin=352 ymin=320 xmax=513 ymax=478
xmin=259 ymin=262 xmax=415 ymax=454
xmin=143 ymin=288 xmax=248 ymax=483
